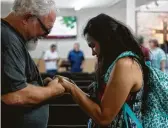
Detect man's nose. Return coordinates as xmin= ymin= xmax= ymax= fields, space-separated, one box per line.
xmin=92 ymin=49 xmax=96 ymax=56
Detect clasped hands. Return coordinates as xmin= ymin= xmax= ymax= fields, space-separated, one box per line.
xmin=54 ymin=75 xmax=77 ymax=93
xmin=43 ymin=75 xmax=76 ymax=95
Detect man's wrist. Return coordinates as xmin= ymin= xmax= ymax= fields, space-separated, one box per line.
xmin=46 ymin=85 xmax=56 ymax=97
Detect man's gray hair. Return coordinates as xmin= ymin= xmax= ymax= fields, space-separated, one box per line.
xmin=12 ymin=0 xmax=56 ymax=16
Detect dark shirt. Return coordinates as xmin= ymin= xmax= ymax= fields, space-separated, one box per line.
xmin=68 ymin=50 xmax=84 ymax=72
xmin=161 ymin=43 xmax=168 ymax=54
xmin=1 ymin=19 xmax=49 ymax=128
xmin=141 ymin=46 xmax=150 ymax=61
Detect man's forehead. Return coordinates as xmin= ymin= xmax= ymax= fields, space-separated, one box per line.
xmin=49 ymin=10 xmax=57 ymax=20
xmin=43 ymin=10 xmax=56 ymax=20
xmin=44 ymin=10 xmax=56 ymax=27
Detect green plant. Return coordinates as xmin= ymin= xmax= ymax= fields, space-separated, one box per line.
xmin=60 ymin=16 xmax=76 ymax=29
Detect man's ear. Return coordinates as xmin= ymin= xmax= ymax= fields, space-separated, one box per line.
xmin=22 ymin=13 xmax=34 ymax=25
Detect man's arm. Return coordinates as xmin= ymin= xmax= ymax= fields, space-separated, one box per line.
xmin=81 ymin=52 xmax=85 ymax=70
xmin=81 ymin=60 xmax=85 ymax=71
xmin=68 ymin=51 xmax=72 ymax=62
xmin=2 ymin=79 xmax=65 ymax=107
xmin=56 ymin=52 xmax=60 ymax=66
xmin=1 ymin=43 xmax=65 ymax=107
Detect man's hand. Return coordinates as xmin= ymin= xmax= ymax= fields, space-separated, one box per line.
xmin=80 ymin=65 xmax=84 ymax=70
xmin=44 ymin=59 xmax=57 ymax=62
xmin=47 ymin=78 xmax=65 ymax=97
xmin=43 ymin=77 xmax=52 ymax=86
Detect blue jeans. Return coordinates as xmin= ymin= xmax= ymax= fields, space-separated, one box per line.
xmin=47 ymin=69 xmax=57 ymax=76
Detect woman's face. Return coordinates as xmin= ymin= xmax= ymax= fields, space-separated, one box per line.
xmin=86 ymin=34 xmax=100 ymax=57
xmin=149 ymin=40 xmax=155 ymax=49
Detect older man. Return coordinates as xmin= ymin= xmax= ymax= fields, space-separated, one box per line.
xmin=1 ymin=0 xmax=65 ymax=128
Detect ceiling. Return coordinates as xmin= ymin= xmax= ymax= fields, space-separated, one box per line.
xmin=1 ymin=0 xmax=167 ymax=11
xmin=137 ymin=0 xmax=168 ymax=12
xmin=1 ymin=0 xmax=122 ymax=9
xmin=1 ymin=0 xmax=156 ymax=10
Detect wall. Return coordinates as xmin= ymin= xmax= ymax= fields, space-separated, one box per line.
xmin=1 ymin=2 xmax=13 ymax=18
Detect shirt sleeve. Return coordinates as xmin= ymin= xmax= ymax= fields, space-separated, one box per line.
xmin=43 ymin=51 xmax=48 ymax=60
xmin=68 ymin=52 xmax=71 ymax=61
xmin=56 ymin=52 xmax=59 ymax=58
xmin=81 ymin=52 xmax=85 ymax=61
xmin=2 ymin=44 xmax=27 ymax=95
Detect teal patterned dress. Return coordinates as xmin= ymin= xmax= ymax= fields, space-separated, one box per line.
xmin=88 ymin=51 xmax=144 ymax=128
xmin=88 ymin=51 xmax=168 ymax=128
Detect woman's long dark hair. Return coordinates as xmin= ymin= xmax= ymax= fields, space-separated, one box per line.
xmin=83 ymin=14 xmax=149 ymax=95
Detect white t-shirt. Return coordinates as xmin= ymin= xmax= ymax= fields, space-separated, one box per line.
xmin=44 ymin=50 xmax=59 ymax=70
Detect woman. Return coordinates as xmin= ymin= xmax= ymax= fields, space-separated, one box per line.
xmin=137 ymin=36 xmax=151 ymax=65
xmin=59 ymin=14 xmax=149 ymax=127
xmin=149 ymin=39 xmax=166 ymax=72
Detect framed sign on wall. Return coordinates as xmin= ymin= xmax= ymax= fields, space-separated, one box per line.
xmin=47 ymin=16 xmax=77 ymax=39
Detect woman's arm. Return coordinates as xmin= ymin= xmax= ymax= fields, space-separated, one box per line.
xmin=61 ymin=58 xmax=143 ymax=126
xmin=160 ymin=60 xmax=166 ymax=72
xmin=159 ymin=50 xmax=166 ymax=72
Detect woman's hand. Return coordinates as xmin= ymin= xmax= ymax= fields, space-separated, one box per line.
xmin=54 ymin=75 xmax=76 ymax=93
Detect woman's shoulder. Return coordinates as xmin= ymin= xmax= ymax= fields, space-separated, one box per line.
xmin=104 ymin=54 xmax=143 ymax=83
xmin=106 ymin=57 xmax=142 ymax=79
xmin=114 ymin=57 xmax=138 ymax=69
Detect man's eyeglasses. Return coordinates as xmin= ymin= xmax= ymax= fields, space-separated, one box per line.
xmin=33 ymin=15 xmax=51 ymax=38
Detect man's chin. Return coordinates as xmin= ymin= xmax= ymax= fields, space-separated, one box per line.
xmin=28 ymin=47 xmax=37 ymax=51
xmin=26 ymin=43 xmax=38 ymax=51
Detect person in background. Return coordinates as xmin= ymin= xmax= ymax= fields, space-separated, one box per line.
xmin=149 ymin=39 xmax=166 ymax=72
xmin=137 ymin=36 xmax=151 ymax=65
xmin=161 ymin=41 xmax=168 ymax=73
xmin=44 ymin=44 xmax=59 ymax=75
xmin=160 ymin=40 xmax=168 ymax=54
xmin=1 ymin=0 xmax=65 ymax=128
xmin=68 ymin=43 xmax=85 ymax=72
